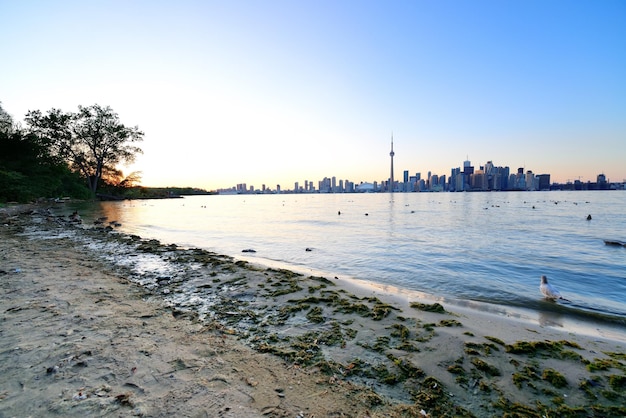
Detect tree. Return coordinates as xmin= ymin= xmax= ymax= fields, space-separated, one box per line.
xmin=0 ymin=101 xmax=14 ymax=133
xmin=0 ymin=127 xmax=91 ymax=203
xmin=25 ymin=104 xmax=144 ymax=194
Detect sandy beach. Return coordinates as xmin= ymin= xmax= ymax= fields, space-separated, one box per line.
xmin=1 ymin=204 xmax=625 ymax=417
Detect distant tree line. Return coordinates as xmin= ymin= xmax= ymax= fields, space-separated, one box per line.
xmin=1 ymin=101 xmax=210 ymax=203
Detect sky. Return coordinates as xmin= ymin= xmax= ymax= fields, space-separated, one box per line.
xmin=1 ymin=0 xmax=625 ymax=190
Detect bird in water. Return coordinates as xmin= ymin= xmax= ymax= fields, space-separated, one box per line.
xmin=540 ymin=275 xmax=570 ymax=302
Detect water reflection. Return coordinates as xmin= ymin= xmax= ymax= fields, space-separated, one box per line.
xmin=387 ymin=196 xmax=396 ymax=240
xmin=100 ymin=202 xmax=126 ymax=226
xmin=538 ymin=309 xmax=564 ymax=328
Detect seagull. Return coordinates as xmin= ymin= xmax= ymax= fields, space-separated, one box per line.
xmin=540 ymin=275 xmax=570 ymax=302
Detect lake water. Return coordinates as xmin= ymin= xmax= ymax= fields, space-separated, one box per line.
xmin=69 ymin=191 xmax=626 ymax=332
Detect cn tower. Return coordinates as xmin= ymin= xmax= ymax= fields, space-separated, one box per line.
xmin=389 ymin=134 xmax=395 ymax=193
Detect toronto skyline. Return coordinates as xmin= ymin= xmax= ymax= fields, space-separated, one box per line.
xmin=217 ymin=162 xmax=619 ymax=195
xmin=1 ymin=1 xmax=624 ymax=190
xmin=218 ymin=134 xmax=621 ymax=193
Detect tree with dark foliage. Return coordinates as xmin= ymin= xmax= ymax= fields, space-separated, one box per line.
xmin=0 ymin=101 xmax=13 ymax=133
xmin=25 ymin=104 xmax=144 ymax=194
xmin=0 ymin=103 xmax=91 ymax=202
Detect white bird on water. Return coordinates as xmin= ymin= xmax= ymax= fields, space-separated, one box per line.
xmin=540 ymin=275 xmax=570 ymax=302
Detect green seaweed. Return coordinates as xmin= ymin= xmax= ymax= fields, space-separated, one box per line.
xmin=422 ymin=323 xmax=436 ymax=331
xmin=371 ymin=302 xmax=396 ymax=320
xmin=387 ymin=353 xmax=425 ymax=380
xmin=277 ymin=303 xmax=310 ymax=321
xmin=484 ymin=336 xmax=505 ymax=346
xmin=438 ymin=319 xmax=462 ymax=327
xmin=218 ymin=276 xmax=248 ymax=286
xmin=447 ymin=364 xmax=465 ymax=375
xmin=344 ymin=327 xmax=357 ymax=339
xmin=308 ymin=275 xmax=335 ymax=285
xmin=373 ymin=336 xmax=391 ymax=353
xmin=409 ymin=376 xmax=468 ymax=416
xmin=578 ymin=378 xmax=599 ymax=400
xmin=542 ymin=368 xmax=568 ymax=388
xmin=586 ymin=357 xmax=622 ymax=372
xmin=306 ymin=306 xmax=324 ymax=323
xmin=298 ymin=321 xmax=347 ymax=347
xmin=464 ymin=346 xmax=481 ymax=356
xmin=464 ymin=341 xmax=497 ymax=356
xmin=604 ymin=351 xmax=626 ymax=361
xmin=483 ymin=342 xmax=500 ymax=355
xmin=335 ymin=302 xmax=371 ymax=316
xmin=560 ymin=349 xmax=585 ymax=362
xmin=307 ymin=284 xmax=327 ymax=293
xmin=512 ymin=372 xmax=531 ymax=389
xmin=410 ymin=302 xmax=446 ymax=313
xmin=414 ymin=328 xmax=436 ymax=343
xmin=471 ymin=358 xmax=501 ymax=377
xmin=394 ymin=341 xmax=420 ymax=352
xmin=372 ymin=363 xmax=400 ymax=385
xmin=608 ymin=374 xmax=626 ymax=391
xmin=315 ymin=359 xmax=344 ymax=375
xmin=505 ymin=340 xmax=582 ymax=358
xmin=390 ymin=323 xmax=410 ymax=341
xmin=493 ymin=397 xmax=542 ymax=417
xmin=267 ymin=282 xmax=302 ymax=297
xmin=266 ymin=268 xmax=303 ymax=278
xmin=287 ymin=295 xmax=334 ymax=305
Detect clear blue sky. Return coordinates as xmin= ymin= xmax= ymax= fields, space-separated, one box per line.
xmin=1 ymin=0 xmax=625 ymax=190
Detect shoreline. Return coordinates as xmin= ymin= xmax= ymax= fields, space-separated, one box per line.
xmin=1 ymin=206 xmax=396 ymax=417
xmin=2 ymin=206 xmax=626 ymax=417
xmin=238 ymin=252 xmax=626 ymax=343
xmin=54 ymin=193 xmax=626 ymax=328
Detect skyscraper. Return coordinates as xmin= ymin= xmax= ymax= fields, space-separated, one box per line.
xmin=389 ymin=134 xmax=395 ymax=193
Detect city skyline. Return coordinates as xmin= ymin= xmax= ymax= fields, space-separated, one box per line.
xmin=1 ymin=1 xmax=624 ymax=190
xmin=217 ymin=154 xmax=621 ymax=194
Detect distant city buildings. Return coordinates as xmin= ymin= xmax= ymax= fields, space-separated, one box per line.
xmin=216 ymin=146 xmax=624 ymax=194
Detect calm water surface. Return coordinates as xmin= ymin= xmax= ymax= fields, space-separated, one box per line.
xmin=70 ymin=191 xmax=626 ymax=330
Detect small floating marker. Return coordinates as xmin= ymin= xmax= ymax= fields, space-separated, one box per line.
xmin=586 ymin=214 xmax=592 ymax=220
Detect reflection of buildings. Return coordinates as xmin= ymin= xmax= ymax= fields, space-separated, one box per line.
xmin=389 ymin=134 xmax=395 ymax=193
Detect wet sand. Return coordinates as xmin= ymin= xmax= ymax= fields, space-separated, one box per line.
xmin=1 ymin=204 xmax=625 ymax=417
